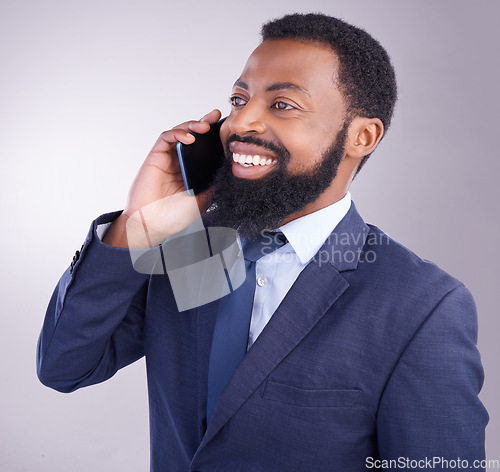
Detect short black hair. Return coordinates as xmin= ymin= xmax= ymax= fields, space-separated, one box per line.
xmin=261 ymin=13 xmax=397 ymax=171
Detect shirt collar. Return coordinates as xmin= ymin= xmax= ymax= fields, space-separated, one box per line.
xmin=278 ymin=192 xmax=352 ymax=264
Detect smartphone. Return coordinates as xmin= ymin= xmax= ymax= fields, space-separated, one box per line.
xmin=176 ymin=118 xmax=226 ymax=196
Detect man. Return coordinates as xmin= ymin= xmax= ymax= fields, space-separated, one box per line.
xmin=37 ymin=13 xmax=488 ymax=471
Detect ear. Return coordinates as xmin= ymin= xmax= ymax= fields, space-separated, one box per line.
xmin=344 ymin=117 xmax=384 ymax=160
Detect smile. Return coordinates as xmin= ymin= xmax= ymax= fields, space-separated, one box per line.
xmin=232 ymin=153 xmax=278 ymax=167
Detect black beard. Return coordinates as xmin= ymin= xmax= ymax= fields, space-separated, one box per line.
xmin=207 ymin=122 xmax=349 ymax=239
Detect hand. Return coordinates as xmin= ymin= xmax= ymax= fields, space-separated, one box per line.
xmin=103 ymin=109 xmax=222 ymax=248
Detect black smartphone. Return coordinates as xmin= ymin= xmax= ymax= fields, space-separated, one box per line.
xmin=176 ymin=118 xmax=226 ymax=196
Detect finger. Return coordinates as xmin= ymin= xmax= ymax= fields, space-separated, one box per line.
xmin=151 ymin=110 xmax=223 ymax=153
xmin=149 ymin=129 xmax=195 ymax=154
xmin=171 ymin=110 xmax=222 ymax=134
xmin=172 ymin=120 xmax=211 ymax=135
xmin=166 ymin=129 xmax=196 ymax=145
xmin=200 ymin=109 xmax=222 ymax=124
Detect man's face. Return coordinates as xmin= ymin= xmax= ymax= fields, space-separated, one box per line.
xmin=220 ymin=39 xmax=347 ymax=178
xmin=210 ymin=39 xmax=349 ymax=237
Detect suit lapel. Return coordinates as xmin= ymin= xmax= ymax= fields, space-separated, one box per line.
xmin=196 ymin=202 xmax=369 ymax=452
xmin=194 ymin=299 xmax=219 ymax=443
xmin=197 ymin=259 xmax=348 ymax=450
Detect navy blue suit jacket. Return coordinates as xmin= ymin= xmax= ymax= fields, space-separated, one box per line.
xmin=37 ymin=203 xmax=488 ymax=471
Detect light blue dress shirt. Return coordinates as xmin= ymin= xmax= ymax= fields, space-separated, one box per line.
xmin=247 ymin=192 xmax=351 ymax=348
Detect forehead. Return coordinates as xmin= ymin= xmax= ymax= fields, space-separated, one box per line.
xmin=237 ymin=39 xmax=340 ymax=93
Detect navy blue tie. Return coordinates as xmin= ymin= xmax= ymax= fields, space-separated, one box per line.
xmin=206 ymin=231 xmax=287 ymax=424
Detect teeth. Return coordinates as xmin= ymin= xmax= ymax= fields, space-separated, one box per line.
xmin=232 ymin=153 xmax=277 ymax=167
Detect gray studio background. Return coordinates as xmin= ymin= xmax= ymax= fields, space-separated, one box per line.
xmin=1 ymin=0 xmax=499 ymax=470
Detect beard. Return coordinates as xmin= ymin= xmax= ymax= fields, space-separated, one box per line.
xmin=207 ymin=122 xmax=349 ymax=239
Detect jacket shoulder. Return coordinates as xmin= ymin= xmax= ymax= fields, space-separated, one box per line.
xmin=355 ymin=224 xmax=470 ymax=305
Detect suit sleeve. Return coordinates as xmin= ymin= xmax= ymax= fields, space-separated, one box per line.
xmin=36 ymin=212 xmax=150 ymax=393
xmin=376 ymin=284 xmax=489 ymax=470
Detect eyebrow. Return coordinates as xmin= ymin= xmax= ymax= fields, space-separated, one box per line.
xmin=233 ymin=79 xmax=311 ymax=97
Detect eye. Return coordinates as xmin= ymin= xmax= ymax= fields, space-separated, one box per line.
xmin=272 ymin=101 xmax=294 ymax=111
xmin=230 ymin=96 xmax=247 ymax=107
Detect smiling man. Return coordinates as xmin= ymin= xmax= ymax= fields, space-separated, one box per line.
xmin=37 ymin=13 xmax=487 ymax=472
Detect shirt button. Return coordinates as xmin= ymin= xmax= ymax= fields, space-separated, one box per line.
xmin=257 ymin=276 xmax=267 ymax=287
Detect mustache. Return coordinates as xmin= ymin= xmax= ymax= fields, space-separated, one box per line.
xmin=225 ymin=134 xmax=290 ymax=160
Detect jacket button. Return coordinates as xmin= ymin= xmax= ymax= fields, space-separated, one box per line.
xmin=69 ymin=249 xmax=81 ymax=274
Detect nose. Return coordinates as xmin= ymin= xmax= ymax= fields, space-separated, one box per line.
xmin=228 ymin=100 xmax=266 ymax=135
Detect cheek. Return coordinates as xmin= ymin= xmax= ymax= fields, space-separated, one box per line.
xmin=276 ymin=128 xmax=329 ymax=173
xmin=219 ymin=121 xmax=230 ymax=149
xmin=289 ymin=115 xmax=345 ymax=169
